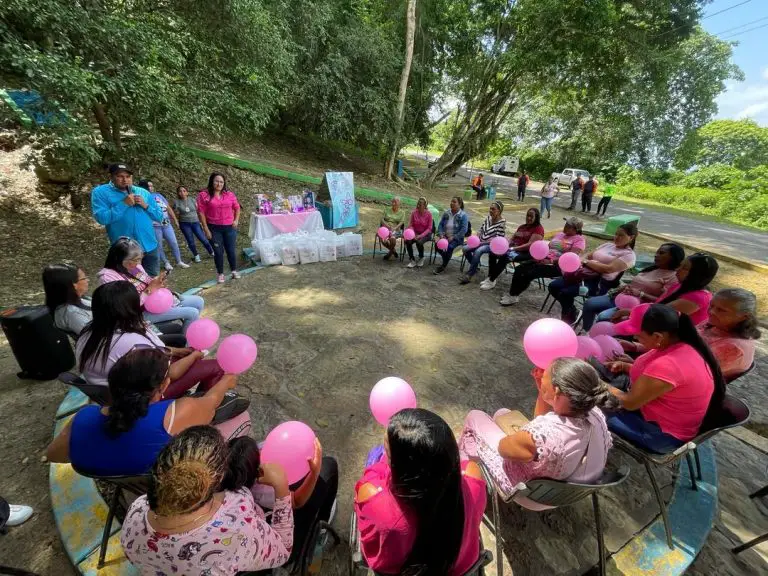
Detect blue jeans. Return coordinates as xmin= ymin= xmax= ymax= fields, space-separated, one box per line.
xmin=597 ymin=307 xmax=618 ymax=323
xmin=155 ymin=224 xmax=182 ymax=264
xmin=582 ymin=294 xmax=617 ymax=331
xmin=462 ymin=243 xmax=492 ymax=276
xmin=179 ymin=221 xmax=213 ymax=257
xmin=606 ymin=410 xmax=685 ymax=454
xmin=141 ymin=249 xmax=160 ymax=277
xmin=209 ymin=223 xmax=238 ymax=274
xmin=437 ymin=238 xmax=462 ymax=268
xmin=540 ymin=197 xmax=553 ymax=214
xmin=144 ymin=294 xmax=205 ymax=332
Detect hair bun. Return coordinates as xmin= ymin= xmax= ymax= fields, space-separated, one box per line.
xmin=155 ymin=460 xmax=216 ymax=515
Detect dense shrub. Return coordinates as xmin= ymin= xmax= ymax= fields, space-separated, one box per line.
xmin=679 ymin=163 xmax=745 ymax=189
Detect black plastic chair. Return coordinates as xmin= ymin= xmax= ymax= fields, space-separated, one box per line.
xmin=479 ymin=462 xmax=630 ymax=576
xmin=540 ymin=272 xmax=625 ymax=323
xmin=732 ymin=484 xmax=768 ymax=554
xmin=400 ymin=222 xmax=438 ymax=265
xmin=58 ymin=371 xmax=112 ymax=406
xmin=372 ymin=224 xmax=405 ymax=260
xmin=725 ymin=361 xmax=755 ymax=384
xmin=348 ymin=511 xmax=492 ymax=575
xmin=612 ymin=394 xmax=750 ymax=549
xmin=71 ymin=468 xmax=150 ymax=569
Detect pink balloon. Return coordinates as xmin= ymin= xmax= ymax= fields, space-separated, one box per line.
xmin=217 ymin=333 xmax=258 ymax=374
xmin=466 ymin=235 xmax=481 ymax=249
xmin=403 ymin=228 xmax=416 ymax=241
xmin=377 ymin=226 xmax=390 ymax=240
xmin=436 ymin=238 xmax=449 ymax=251
xmin=558 ymin=252 xmax=581 ymax=273
xmin=530 ymin=240 xmax=549 ymax=260
xmin=576 ymin=336 xmax=604 ymax=361
xmin=523 ymin=318 xmax=579 ymax=369
xmin=593 ymin=335 xmax=624 ymax=361
xmin=261 ymin=421 xmax=316 ymax=485
xmin=615 ymin=294 xmax=642 ymax=310
xmin=490 ymin=236 xmax=510 ymax=256
xmin=589 ymin=321 xmax=616 ymax=338
xmin=369 ymin=377 xmax=417 ymax=426
xmin=186 ymin=318 xmax=220 ymax=350
xmin=144 ymin=288 xmax=173 ymax=314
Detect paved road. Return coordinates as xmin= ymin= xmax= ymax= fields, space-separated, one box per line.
xmin=443 ymin=163 xmax=768 ymax=265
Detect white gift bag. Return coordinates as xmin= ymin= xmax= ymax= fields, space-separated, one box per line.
xmin=318 ymin=239 xmax=337 ymax=262
xmin=335 ymin=235 xmax=347 ymax=258
xmin=298 ymin=239 xmax=320 ymax=264
xmin=249 ymin=239 xmax=261 ymax=262
xmin=260 ymin=239 xmax=282 ymax=266
xmin=344 ymin=233 xmax=364 ymax=256
xmin=280 ymin=239 xmax=300 ymax=265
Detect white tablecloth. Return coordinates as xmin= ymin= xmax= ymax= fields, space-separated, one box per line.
xmin=248 ymin=211 xmax=325 ymax=240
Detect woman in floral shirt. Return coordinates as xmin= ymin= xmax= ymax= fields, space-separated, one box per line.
xmin=121 ymin=426 xmax=293 ymax=575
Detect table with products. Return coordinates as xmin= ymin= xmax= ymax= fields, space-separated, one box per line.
xmin=248 ymin=210 xmax=325 ymax=241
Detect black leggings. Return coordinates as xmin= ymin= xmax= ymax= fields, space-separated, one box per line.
xmin=581 ymin=192 xmax=593 ymax=212
xmin=597 ymin=196 xmax=612 ymax=215
xmin=487 ymin=251 xmax=533 ymax=281
xmin=289 ymin=456 xmax=338 ymax=562
xmin=517 ymin=186 xmax=526 ymax=200
xmin=508 ymin=262 xmax=562 ymax=296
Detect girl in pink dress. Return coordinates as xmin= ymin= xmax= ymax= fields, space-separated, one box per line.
xmin=460 ymin=358 xmax=616 ymax=506
xmin=354 ymin=408 xmax=487 ymax=575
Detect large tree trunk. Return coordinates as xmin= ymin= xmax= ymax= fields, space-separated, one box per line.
xmin=385 ymin=0 xmax=417 ymax=180
xmin=93 ymin=103 xmax=112 ymax=143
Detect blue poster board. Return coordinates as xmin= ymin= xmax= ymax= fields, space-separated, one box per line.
xmin=317 ymin=172 xmax=358 ymax=229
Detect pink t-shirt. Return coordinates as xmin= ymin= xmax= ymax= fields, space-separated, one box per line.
xmin=354 ymin=460 xmax=486 ymax=575
xmin=630 ymin=342 xmax=714 ymax=441
xmin=197 ymin=190 xmax=240 ymax=225
xmin=409 ymin=209 xmax=433 ymax=237
xmin=699 ymin=325 xmax=756 ymax=380
xmin=547 ymin=232 xmax=586 ymax=260
xmin=591 ymin=243 xmax=636 ymax=281
xmin=655 ymin=284 xmax=712 ymax=326
xmin=630 ymin=268 xmax=678 ymax=298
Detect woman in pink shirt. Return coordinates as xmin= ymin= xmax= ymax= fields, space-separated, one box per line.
xmin=354 ymin=408 xmax=486 ymax=575
xmin=605 ymin=304 xmax=725 ymax=453
xmin=460 ymin=358 xmax=614 ymax=508
xmin=404 ymin=196 xmax=434 ymax=267
xmin=197 ymin=172 xmax=241 ymax=284
xmin=700 ymin=288 xmax=760 ymax=381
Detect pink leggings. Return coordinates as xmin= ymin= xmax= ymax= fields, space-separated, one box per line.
xmin=460 ymin=409 xmax=513 ymax=459
xmin=164 ymin=358 xmax=223 ymax=399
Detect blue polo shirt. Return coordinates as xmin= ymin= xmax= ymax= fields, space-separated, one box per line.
xmin=91 ymin=182 xmax=163 ymax=252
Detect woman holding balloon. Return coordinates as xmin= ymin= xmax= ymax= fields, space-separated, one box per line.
xmin=580 ymin=243 xmax=685 ymax=331
xmin=498 ymin=217 xmax=586 ymax=306
xmin=97 ymin=237 xmax=205 ymax=332
xmin=547 ymin=221 xmax=638 ymax=323
xmin=459 ymin=201 xmax=506 ymax=284
xmin=434 ymin=196 xmax=469 ymax=274
xmin=378 ymin=197 xmax=405 ymax=261
xmin=480 ymin=208 xmax=545 ymax=290
xmin=404 ymin=196 xmax=434 ymax=267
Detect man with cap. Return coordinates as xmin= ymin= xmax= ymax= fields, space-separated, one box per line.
xmin=91 ymin=163 xmax=164 ymax=275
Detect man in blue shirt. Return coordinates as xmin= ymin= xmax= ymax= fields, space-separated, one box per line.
xmin=91 ymin=163 xmax=163 ymax=275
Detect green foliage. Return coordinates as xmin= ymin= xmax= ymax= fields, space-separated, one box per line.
xmin=677 ymin=119 xmax=768 ymax=170
xmin=678 ymin=163 xmax=745 ymax=189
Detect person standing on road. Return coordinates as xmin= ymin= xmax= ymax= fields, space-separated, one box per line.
xmin=174 ymin=186 xmax=214 ymax=262
xmin=596 ymin=182 xmax=614 ymax=217
xmin=198 ymin=172 xmax=241 ymax=284
xmin=540 ymin=177 xmax=557 ymax=218
xmin=517 ymin=171 xmax=530 ymax=201
xmin=581 ymin=175 xmax=598 ymax=213
xmin=567 ymin=174 xmax=584 ymax=210
xmin=91 ymin=163 xmax=164 ymax=276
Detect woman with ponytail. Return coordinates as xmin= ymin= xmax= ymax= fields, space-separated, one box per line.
xmin=46 ymin=348 xmax=238 ymax=476
xmin=460 ymin=358 xmax=614 ymax=502
xmin=354 ymin=408 xmax=486 ymax=575
xmin=605 ymin=304 xmax=725 ymax=453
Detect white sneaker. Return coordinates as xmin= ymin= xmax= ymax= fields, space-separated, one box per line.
xmin=407 ymin=260 xmax=416 ymax=268
xmin=164 ymin=261 xmax=174 ymax=271
xmin=177 ymin=261 xmax=190 ymax=269
xmin=417 ymin=258 xmax=425 ymax=267
xmin=7 ymin=504 xmax=33 ymax=527
xmin=231 ymin=271 xmax=241 ymax=279
xmin=500 ymin=295 xmax=519 ymax=306
xmin=217 ymin=274 xmax=226 ymax=284
xmin=479 ymin=279 xmax=497 ymax=291
xmin=194 ymin=254 xmax=201 ymax=263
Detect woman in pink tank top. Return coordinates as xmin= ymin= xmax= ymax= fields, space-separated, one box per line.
xmin=354 ymin=408 xmax=487 ymax=575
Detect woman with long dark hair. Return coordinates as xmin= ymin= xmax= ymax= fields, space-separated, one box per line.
xmin=354 ymin=408 xmax=486 ymax=575
xmin=43 ymin=263 xmax=91 ymax=337
xmin=461 ymin=358 xmax=615 ymax=505
xmin=197 ymin=172 xmax=241 ymax=283
xmin=97 ymin=236 xmax=205 ymax=331
xmin=580 ymin=242 xmax=685 ymax=331
xmin=481 ymin=207 xmax=545 ymax=290
xmin=605 ymin=304 xmax=725 ymax=453
xmin=76 ymin=282 xmax=223 ymax=399
xmin=46 ymin=348 xmax=239 ymax=476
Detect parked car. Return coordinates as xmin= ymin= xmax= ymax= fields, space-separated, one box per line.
xmin=491 ymin=156 xmax=520 ymax=176
xmin=551 ymin=168 xmax=590 ymax=187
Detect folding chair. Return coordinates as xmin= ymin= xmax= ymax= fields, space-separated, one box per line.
xmin=725 ymin=361 xmax=755 ymax=385
xmin=732 ymin=483 xmax=768 ymax=554
xmin=348 ymin=511 xmax=492 ymax=576
xmin=479 ymin=462 xmax=630 ymax=576
xmin=540 ymin=272 xmax=625 ymax=322
xmin=612 ymin=394 xmax=750 ymax=549
xmin=372 ymin=225 xmax=404 ymax=260
xmin=58 ymin=371 xmax=112 ymax=406
xmin=400 ymin=223 xmax=438 ymax=265
xmin=71 ymin=468 xmax=150 ymax=569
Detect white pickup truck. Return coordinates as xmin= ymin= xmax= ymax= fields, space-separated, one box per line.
xmin=551 ymin=168 xmax=590 ymax=187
